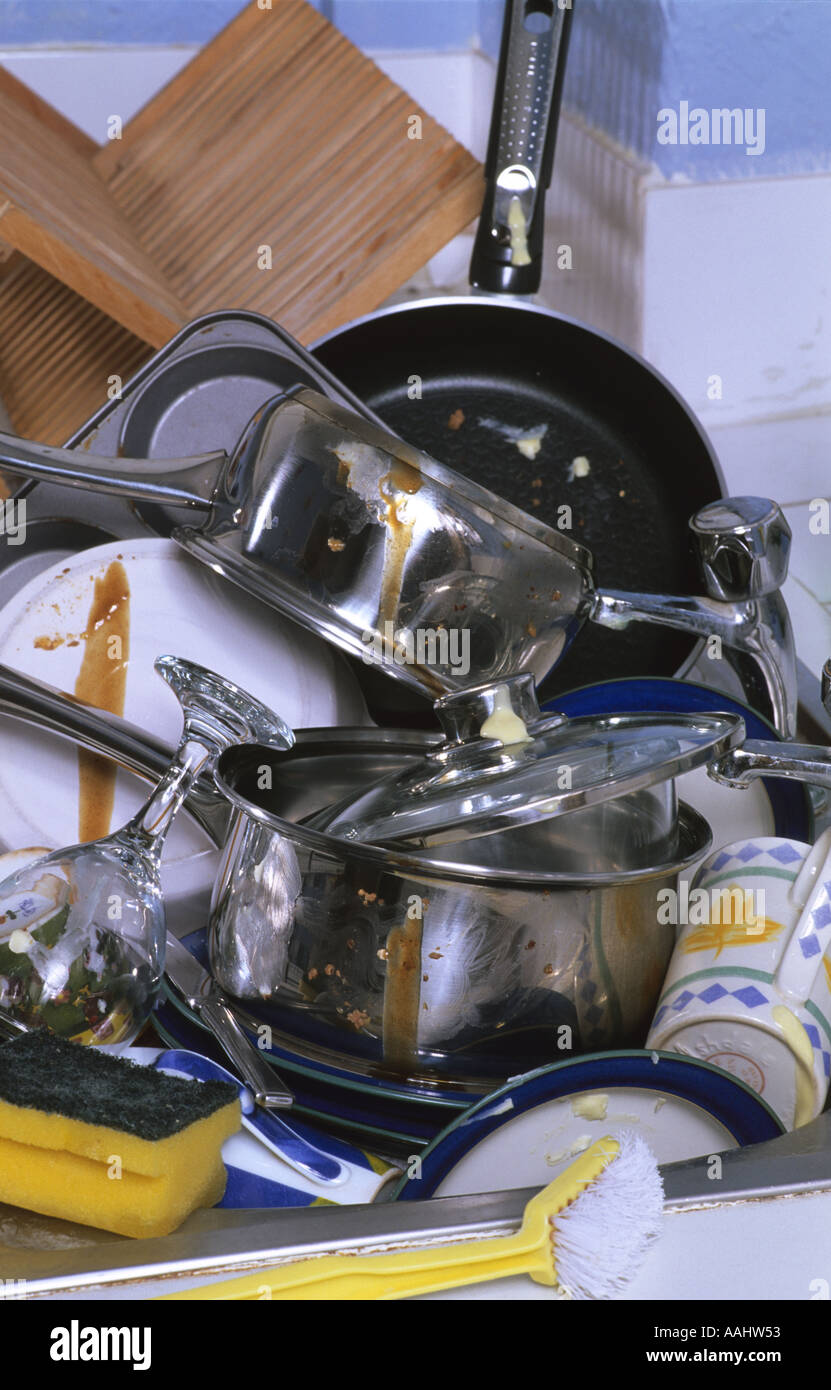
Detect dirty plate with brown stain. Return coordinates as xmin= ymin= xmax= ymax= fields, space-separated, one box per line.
xmin=0 ymin=538 xmax=368 ymax=928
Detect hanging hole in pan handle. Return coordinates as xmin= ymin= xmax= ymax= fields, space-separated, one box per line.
xmin=524 ymin=0 xmax=555 ymax=33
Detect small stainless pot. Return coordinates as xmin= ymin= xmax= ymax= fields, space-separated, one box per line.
xmin=210 ymin=737 xmax=711 ymax=1084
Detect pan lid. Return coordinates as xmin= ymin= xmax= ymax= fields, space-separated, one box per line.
xmin=321 ymin=674 xmax=745 ymax=848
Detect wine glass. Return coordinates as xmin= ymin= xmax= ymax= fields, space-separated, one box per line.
xmin=0 ymin=655 xmax=292 ymax=1046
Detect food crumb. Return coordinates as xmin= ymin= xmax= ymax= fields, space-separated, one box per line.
xmin=447 ymin=409 xmax=465 ymax=430
xmin=515 ymin=426 xmax=547 ymax=459
xmin=571 ymin=1092 xmax=609 ymax=1121
xmin=34 ymin=635 xmax=63 ymax=650
xmin=568 ymin=456 xmax=591 ymax=481
xmin=8 ymin=928 xmax=33 ymax=955
xmin=327 ymin=537 xmax=346 ymax=552
xmin=376 ymin=948 xmax=388 ymax=960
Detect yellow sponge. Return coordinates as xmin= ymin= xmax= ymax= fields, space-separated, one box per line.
xmin=0 ymin=1032 xmax=240 ymax=1238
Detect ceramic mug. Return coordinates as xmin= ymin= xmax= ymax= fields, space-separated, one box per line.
xmin=646 ymin=830 xmax=831 ymax=1130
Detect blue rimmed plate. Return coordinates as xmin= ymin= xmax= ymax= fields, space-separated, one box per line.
xmin=394 ymin=1050 xmax=785 ymax=1201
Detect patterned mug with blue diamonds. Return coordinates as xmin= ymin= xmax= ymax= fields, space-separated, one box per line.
xmin=646 ymin=829 xmax=831 ymax=1131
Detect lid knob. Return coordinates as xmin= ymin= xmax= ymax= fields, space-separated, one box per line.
xmin=690 ymin=496 xmax=791 ymax=601
xmin=434 ymin=674 xmax=548 ymax=745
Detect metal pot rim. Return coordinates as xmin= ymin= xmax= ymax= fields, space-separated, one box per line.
xmin=214 ymin=748 xmax=712 ymax=885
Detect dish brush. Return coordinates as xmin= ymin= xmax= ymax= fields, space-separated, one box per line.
xmin=160 ymin=1132 xmax=663 ymax=1301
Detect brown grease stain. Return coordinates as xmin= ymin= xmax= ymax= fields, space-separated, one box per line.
xmin=74 ymin=560 xmax=130 ymax=842
xmin=376 ymin=461 xmax=422 ymax=628
xmin=382 ymin=911 xmax=423 ymax=1070
xmin=334 ymin=447 xmax=428 ymax=670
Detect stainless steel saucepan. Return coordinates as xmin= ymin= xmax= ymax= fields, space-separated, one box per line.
xmin=207 ymin=676 xmax=752 ymax=1080
xmin=211 ymin=741 xmax=714 ymax=1080
xmin=0 ymin=392 xmax=796 ymax=732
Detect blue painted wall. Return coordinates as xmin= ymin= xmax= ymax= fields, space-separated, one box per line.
xmin=0 ymin=0 xmax=828 ymax=178
xmin=0 ymin=0 xmax=478 ymax=49
xmin=561 ymin=0 xmax=831 ymax=179
xmin=0 ymin=1 xmax=244 ymax=44
xmin=655 ymin=0 xmax=831 ymax=177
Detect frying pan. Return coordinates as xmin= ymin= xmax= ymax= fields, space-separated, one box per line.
xmin=312 ymin=0 xmax=726 ymax=710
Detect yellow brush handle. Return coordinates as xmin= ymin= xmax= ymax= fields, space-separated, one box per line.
xmin=160 ymin=1138 xmax=620 ymax=1301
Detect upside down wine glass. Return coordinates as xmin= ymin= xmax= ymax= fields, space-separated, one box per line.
xmin=0 ymin=655 xmax=292 ymax=1045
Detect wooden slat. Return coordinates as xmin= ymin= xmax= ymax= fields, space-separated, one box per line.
xmin=0 ymin=63 xmax=98 ymax=160
xmin=0 ymin=67 xmax=97 ymax=278
xmin=96 ymin=0 xmax=483 ymax=343
xmin=0 ymin=258 xmax=151 ymax=445
xmin=0 ymin=89 xmax=186 ymax=346
xmin=0 ymin=0 xmax=482 ymax=456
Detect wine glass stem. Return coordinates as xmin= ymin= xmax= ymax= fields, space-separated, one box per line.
xmin=123 ymin=737 xmax=212 ymax=858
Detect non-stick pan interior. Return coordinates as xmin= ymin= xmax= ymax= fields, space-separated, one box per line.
xmin=314 ymin=300 xmax=724 ymax=708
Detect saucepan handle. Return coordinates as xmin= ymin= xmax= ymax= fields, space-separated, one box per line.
xmin=708 ymin=739 xmax=831 ymax=792
xmin=0 ymin=428 xmax=226 ymax=509
xmin=469 ymin=0 xmax=574 ymax=295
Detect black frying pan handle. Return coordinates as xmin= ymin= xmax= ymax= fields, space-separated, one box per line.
xmin=470 ymin=0 xmax=573 ymax=296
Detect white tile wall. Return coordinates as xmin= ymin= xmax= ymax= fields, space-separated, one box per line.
xmin=707 ymin=412 xmax=831 ymax=506
xmin=642 ymin=174 xmax=831 ymax=435
xmin=0 ymin=46 xmax=198 ymax=138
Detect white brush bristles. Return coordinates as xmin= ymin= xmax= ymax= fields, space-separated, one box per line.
xmin=552 ymin=1131 xmax=664 ymax=1300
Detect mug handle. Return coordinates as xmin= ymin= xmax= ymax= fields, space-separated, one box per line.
xmin=774 ymin=827 xmax=831 ymax=1002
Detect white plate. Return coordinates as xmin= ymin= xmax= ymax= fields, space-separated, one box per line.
xmin=425 ymin=1087 xmax=735 ymax=1197
xmin=0 ymin=539 xmax=368 ymax=918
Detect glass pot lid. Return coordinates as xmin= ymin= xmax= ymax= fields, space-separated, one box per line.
xmin=322 ymin=674 xmax=745 ymax=849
